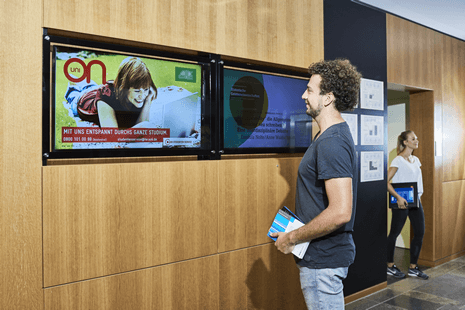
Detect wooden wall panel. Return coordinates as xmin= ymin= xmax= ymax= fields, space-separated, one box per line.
xmin=442 ymin=37 xmax=465 ymax=182
xmin=0 ymin=0 xmax=43 ymax=309
xmin=433 ymin=104 xmax=445 ymax=262
xmin=432 ymin=39 xmax=445 ymax=262
xmin=43 ymin=161 xmax=219 ymax=287
xmin=219 ymin=244 xmax=306 ymax=310
xmin=388 ymin=13 xmax=465 ymax=264
xmin=43 ymin=0 xmax=324 ymax=68
xmin=218 ymin=158 xmax=300 ymax=252
xmin=409 ymin=91 xmax=435 ymax=261
xmin=44 ymin=256 xmax=219 ymax=310
xmin=386 ymin=15 xmax=438 ymax=90
xmin=441 ymin=181 xmax=465 ymax=257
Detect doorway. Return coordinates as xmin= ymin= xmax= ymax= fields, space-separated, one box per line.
xmin=386 ymin=85 xmax=434 ymax=285
xmin=387 ymin=90 xmax=411 ymax=284
xmin=387 ymin=89 xmax=411 ymax=249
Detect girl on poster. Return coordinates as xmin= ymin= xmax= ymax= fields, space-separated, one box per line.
xmin=65 ymin=57 xmax=157 ymax=129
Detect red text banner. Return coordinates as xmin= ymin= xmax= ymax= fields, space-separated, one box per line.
xmin=62 ymin=127 xmax=170 ymax=143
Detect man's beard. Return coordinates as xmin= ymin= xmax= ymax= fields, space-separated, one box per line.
xmin=306 ymin=101 xmax=323 ymax=119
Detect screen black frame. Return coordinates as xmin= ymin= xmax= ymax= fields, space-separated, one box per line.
xmin=43 ymin=34 xmax=214 ymax=162
xmin=218 ymin=60 xmax=311 ymax=156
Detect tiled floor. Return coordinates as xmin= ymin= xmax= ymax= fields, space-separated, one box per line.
xmin=346 ymin=249 xmax=465 ymax=310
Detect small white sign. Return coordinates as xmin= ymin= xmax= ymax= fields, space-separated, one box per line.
xmin=360 ymin=78 xmax=384 ymax=110
xmin=341 ymin=113 xmax=358 ymax=145
xmin=360 ymin=151 xmax=384 ymax=182
xmin=361 ymin=115 xmax=384 ymax=146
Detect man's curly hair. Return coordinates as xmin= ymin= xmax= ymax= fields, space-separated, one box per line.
xmin=308 ymin=59 xmax=362 ymax=112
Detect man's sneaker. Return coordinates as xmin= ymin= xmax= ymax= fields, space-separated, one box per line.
xmin=408 ymin=266 xmax=429 ymax=279
xmin=387 ymin=265 xmax=406 ymax=278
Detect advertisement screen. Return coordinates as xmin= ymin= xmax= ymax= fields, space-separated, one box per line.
xmin=223 ymin=68 xmax=312 ymax=151
xmin=52 ymin=45 xmax=203 ymax=151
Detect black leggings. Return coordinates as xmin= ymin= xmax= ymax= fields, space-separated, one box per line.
xmin=387 ymin=201 xmax=425 ymax=265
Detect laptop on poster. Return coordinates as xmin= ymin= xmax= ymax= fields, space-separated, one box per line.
xmin=150 ymin=93 xmax=201 ymax=138
xmin=389 ymin=182 xmax=419 ymax=209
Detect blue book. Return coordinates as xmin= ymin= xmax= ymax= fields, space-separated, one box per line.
xmin=267 ymin=206 xmax=309 ymax=258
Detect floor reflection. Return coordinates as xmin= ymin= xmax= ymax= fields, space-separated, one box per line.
xmin=346 ymin=248 xmax=465 ymax=310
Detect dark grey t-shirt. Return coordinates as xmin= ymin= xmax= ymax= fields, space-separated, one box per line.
xmin=295 ymin=121 xmax=357 ymax=268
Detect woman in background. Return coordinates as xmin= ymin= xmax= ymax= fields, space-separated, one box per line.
xmin=65 ymin=57 xmax=157 ymax=129
xmin=386 ymin=130 xmax=429 ymax=280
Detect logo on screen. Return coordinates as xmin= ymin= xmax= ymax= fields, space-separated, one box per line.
xmin=175 ymin=67 xmax=196 ymax=83
xmin=63 ymin=58 xmax=107 ymax=84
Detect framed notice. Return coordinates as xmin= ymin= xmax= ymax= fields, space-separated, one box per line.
xmin=341 ymin=113 xmax=358 ymax=145
xmin=360 ymin=78 xmax=384 ymax=110
xmin=361 ymin=115 xmax=384 ymax=146
xmin=360 ymin=151 xmax=384 ymax=182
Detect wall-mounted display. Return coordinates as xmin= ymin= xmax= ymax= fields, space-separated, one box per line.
xmin=43 ymin=35 xmax=213 ymax=159
xmin=221 ymin=66 xmax=312 ymax=154
xmin=43 ymin=35 xmax=314 ymax=161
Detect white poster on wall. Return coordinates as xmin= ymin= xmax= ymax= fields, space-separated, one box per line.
xmin=360 ymin=151 xmax=384 ymax=182
xmin=361 ymin=115 xmax=384 ymax=145
xmin=341 ymin=113 xmax=358 ymax=145
xmin=360 ymin=78 xmax=384 ymax=110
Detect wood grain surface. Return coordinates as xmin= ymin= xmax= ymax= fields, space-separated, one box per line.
xmin=218 ymin=158 xmax=300 ymax=252
xmin=44 ymin=0 xmax=323 ymax=67
xmin=0 ymin=0 xmax=43 ymax=308
xmin=43 ymin=161 xmax=219 ymax=287
xmin=387 ymin=13 xmax=465 ymax=264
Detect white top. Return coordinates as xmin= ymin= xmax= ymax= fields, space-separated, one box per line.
xmin=390 ymin=155 xmax=423 ymax=198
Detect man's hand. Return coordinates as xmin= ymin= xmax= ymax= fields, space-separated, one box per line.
xmin=270 ymin=232 xmax=295 ymax=254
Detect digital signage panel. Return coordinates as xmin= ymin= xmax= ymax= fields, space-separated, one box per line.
xmin=44 ymin=36 xmax=212 ymax=159
xmin=223 ymin=68 xmax=312 ymax=153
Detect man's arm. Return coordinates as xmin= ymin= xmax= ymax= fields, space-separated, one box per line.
xmin=271 ymin=177 xmax=353 ymax=254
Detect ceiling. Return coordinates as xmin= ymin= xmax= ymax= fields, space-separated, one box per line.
xmin=352 ymin=0 xmax=465 ymax=41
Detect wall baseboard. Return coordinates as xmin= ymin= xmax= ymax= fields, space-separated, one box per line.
xmin=418 ymin=251 xmax=465 ymax=267
xmin=344 ymin=282 xmax=387 ymax=304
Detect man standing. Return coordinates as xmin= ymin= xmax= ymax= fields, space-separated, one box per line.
xmin=270 ymin=59 xmax=361 ymax=309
